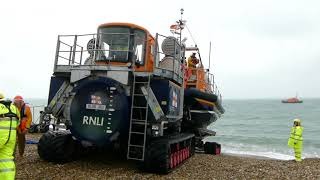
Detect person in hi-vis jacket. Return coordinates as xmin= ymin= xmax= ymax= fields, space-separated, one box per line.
xmin=288 ymin=119 xmax=303 ymax=162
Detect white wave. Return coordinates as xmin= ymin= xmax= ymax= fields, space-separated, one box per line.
xmin=220 ymin=143 xmax=320 ymax=160
xmin=224 ymin=149 xmax=293 ymax=160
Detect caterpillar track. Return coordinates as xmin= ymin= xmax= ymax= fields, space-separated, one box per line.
xmin=141 ymin=133 xmax=195 ymax=174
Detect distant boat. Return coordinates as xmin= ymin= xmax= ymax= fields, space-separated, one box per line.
xmin=282 ymin=93 xmax=303 ymax=103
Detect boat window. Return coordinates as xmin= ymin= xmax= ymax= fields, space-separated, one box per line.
xmin=97 ymin=27 xmax=131 ymax=63
xmin=133 ymin=30 xmax=146 ymax=65
xmin=101 ymin=42 xmax=110 ymax=57
xmin=96 ymin=27 xmax=147 ymax=65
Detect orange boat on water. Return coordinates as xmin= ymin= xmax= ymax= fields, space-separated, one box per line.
xmin=282 ymin=94 xmax=303 ymax=103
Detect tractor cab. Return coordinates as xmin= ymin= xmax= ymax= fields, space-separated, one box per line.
xmin=53 ymin=23 xmax=155 ymax=76
xmin=94 ymin=23 xmax=152 ymax=71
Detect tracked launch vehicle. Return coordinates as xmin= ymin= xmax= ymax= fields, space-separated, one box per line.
xmin=38 ymin=13 xmax=224 ymax=173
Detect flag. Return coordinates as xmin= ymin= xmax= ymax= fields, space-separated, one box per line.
xmin=170 ymin=24 xmax=180 ymax=30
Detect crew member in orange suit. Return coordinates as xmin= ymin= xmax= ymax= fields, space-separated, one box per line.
xmin=13 ymin=95 xmax=32 ymax=157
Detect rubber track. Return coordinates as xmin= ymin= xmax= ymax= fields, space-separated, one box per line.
xmin=141 ymin=133 xmax=195 ymax=174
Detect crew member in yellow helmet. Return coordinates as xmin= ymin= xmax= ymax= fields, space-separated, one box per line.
xmin=187 ymin=53 xmax=199 ymax=68
xmin=288 ymin=118 xmax=303 ymax=162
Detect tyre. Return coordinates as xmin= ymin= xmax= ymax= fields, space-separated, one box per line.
xmin=38 ymin=131 xmax=76 ymax=163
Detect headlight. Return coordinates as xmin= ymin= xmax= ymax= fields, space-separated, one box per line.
xmin=152 ymin=125 xmax=159 ymax=130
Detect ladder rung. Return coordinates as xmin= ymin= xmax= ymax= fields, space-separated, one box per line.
xmin=133 ymin=94 xmax=146 ymax=97
xmin=132 ymin=119 xmax=147 ymax=122
xmin=132 ymin=106 xmax=148 ymax=109
xmin=129 ymin=145 xmax=144 ymax=148
xmin=132 ymin=121 xmax=147 ymax=124
xmin=131 ymin=131 xmax=145 ymax=135
xmin=127 ymin=157 xmax=144 ymax=161
xmin=132 ymin=122 xmax=147 ymax=125
xmin=134 ymin=82 xmax=149 ymax=84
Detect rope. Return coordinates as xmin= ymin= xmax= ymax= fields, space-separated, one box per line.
xmin=185 ymin=24 xmax=203 ymax=66
xmin=185 ymin=25 xmax=197 ymax=46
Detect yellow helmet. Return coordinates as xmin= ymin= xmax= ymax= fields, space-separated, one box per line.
xmin=0 ymin=92 xmax=5 ymax=101
xmin=293 ymin=119 xmax=301 ymax=123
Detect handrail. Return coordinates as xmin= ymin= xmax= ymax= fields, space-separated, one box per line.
xmin=59 ymin=40 xmax=73 ymax=47
xmin=59 ymin=33 xmax=136 ymax=37
xmin=153 ymin=33 xmax=184 ymax=82
xmin=54 ymin=33 xmax=150 ymax=69
xmin=28 ymin=104 xmax=46 ymax=124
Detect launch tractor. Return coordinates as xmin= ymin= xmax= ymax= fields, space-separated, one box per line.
xmin=37 ymin=15 xmax=224 ymax=173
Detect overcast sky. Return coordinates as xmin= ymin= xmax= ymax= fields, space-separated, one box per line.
xmin=1 ymin=0 xmax=319 ymax=100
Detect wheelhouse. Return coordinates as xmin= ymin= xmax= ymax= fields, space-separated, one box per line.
xmin=96 ymin=23 xmax=154 ymax=71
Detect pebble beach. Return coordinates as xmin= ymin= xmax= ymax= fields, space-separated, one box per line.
xmin=15 ymin=134 xmax=320 ymax=180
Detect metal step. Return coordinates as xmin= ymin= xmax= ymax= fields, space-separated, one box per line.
xmin=47 ymin=81 xmax=73 ymax=116
xmin=140 ymin=86 xmax=164 ymax=121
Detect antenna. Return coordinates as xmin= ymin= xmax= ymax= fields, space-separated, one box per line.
xmin=179 ymin=8 xmax=184 ymax=45
xmin=209 ymin=41 xmax=212 ymax=72
xmin=180 ymin=8 xmax=184 ymax=21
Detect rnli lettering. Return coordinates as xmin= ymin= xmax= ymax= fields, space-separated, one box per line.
xmin=82 ymin=116 xmax=104 ymax=126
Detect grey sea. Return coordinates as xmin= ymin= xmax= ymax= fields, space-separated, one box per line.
xmin=208 ymin=98 xmax=320 ymax=160
xmin=26 ymin=98 xmax=320 ymax=160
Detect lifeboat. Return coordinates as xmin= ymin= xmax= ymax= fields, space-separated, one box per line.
xmin=183 ymin=50 xmax=224 ymax=129
xmin=282 ymin=97 xmax=303 ymax=103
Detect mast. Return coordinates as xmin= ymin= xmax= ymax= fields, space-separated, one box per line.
xmin=179 ymin=8 xmax=184 ymax=45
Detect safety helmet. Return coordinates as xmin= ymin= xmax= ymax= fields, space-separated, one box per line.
xmin=293 ymin=118 xmax=302 ymax=126
xmin=0 ymin=92 xmax=5 ymax=101
xmin=293 ymin=119 xmax=301 ymax=123
xmin=14 ymin=95 xmax=24 ymax=101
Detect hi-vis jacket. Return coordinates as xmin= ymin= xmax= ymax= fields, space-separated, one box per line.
xmin=0 ymin=102 xmax=20 ymax=180
xmin=288 ymin=126 xmax=303 ymax=149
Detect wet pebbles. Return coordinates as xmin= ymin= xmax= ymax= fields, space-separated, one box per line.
xmin=16 ymin=134 xmax=320 ymax=179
